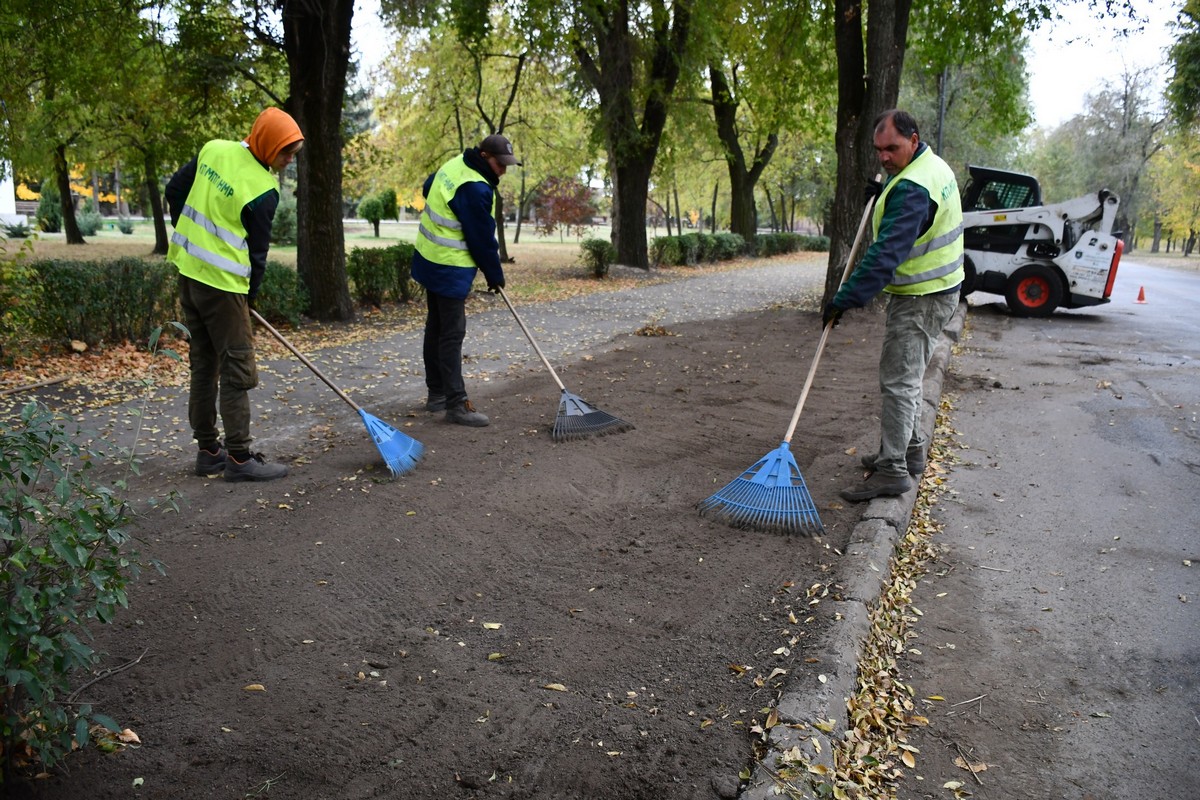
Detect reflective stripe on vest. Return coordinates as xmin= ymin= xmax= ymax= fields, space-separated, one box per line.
xmin=874 ymin=147 xmax=965 ymax=296
xmin=415 ymin=155 xmax=491 ymax=268
xmin=168 ymin=140 xmax=277 ymax=293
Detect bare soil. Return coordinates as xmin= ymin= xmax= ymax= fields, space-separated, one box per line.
xmin=7 ymin=302 xmax=890 ymax=800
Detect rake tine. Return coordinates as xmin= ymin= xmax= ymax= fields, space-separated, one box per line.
xmin=495 ymin=288 xmax=633 ymax=442
xmin=552 ymin=390 xmax=635 ymax=442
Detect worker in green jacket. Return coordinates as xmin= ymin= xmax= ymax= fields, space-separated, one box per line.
xmin=166 ymin=107 xmax=304 ymax=482
xmin=823 ymin=109 xmax=964 ymax=501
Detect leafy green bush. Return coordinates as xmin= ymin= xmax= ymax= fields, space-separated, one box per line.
xmin=713 ymin=233 xmax=746 ymax=259
xmin=0 ymin=235 xmax=39 ymax=365
xmin=347 ymin=245 xmax=423 ymax=306
xmin=650 ymin=236 xmax=683 ymax=267
xmin=751 ymin=232 xmax=830 ymax=256
xmin=76 ymin=209 xmax=104 ymax=237
xmin=3 ymin=222 xmax=32 ymax=239
xmin=27 ymin=258 xmax=178 ymax=347
xmin=579 ymin=238 xmax=616 ymax=278
xmin=271 ymin=193 xmax=298 ymax=246
xmin=255 ymin=260 xmax=308 ymax=326
xmin=346 ymin=246 xmax=391 ymax=306
xmin=35 ymin=185 xmax=61 ymax=234
xmin=0 ymin=401 xmax=161 ymax=774
xmin=116 ymin=217 xmax=135 ymax=235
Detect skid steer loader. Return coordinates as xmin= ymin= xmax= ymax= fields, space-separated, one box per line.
xmin=959 ymin=165 xmax=1124 ymax=317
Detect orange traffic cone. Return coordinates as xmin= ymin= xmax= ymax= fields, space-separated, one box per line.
xmin=1135 ymin=286 xmax=1147 ymax=304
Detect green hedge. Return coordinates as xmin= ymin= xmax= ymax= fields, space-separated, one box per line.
xmin=649 ymin=232 xmax=747 ymax=267
xmin=22 ymin=258 xmax=309 ymax=345
xmin=256 ymin=261 xmax=308 ymax=327
xmin=579 ymin=238 xmax=616 ymax=278
xmin=751 ymin=232 xmax=830 ymax=256
xmin=346 ymin=243 xmax=423 ymax=306
xmin=28 ymin=258 xmax=178 ymax=346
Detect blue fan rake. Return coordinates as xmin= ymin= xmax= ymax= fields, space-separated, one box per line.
xmin=251 ymin=310 xmax=423 ymax=477
xmin=698 ymin=181 xmax=880 ymax=535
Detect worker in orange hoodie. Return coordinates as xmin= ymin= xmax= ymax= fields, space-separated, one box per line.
xmin=165 ymin=107 xmax=304 ymax=482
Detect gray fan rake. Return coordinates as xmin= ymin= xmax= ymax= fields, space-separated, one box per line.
xmin=495 ymin=287 xmax=633 ymax=442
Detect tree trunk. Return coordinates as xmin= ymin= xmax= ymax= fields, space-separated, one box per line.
xmin=710 ymin=181 xmax=718 ymax=234
xmin=826 ymin=0 xmax=912 ymax=305
xmin=54 ymin=144 xmax=84 ymax=244
xmin=709 ymin=64 xmax=777 ymax=242
xmin=114 ymin=164 xmax=128 ymax=217
xmin=574 ymin=0 xmax=692 ymax=269
xmin=673 ymin=185 xmax=682 ymax=231
xmin=514 ymin=170 xmax=526 ymax=244
xmin=664 ymin=192 xmax=673 ymax=236
xmin=283 ymin=0 xmax=355 ymax=322
xmin=143 ymin=151 xmax=169 ymax=255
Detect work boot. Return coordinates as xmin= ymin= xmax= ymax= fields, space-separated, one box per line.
xmin=840 ymin=472 xmax=913 ymax=503
xmin=425 ymin=394 xmax=447 ymax=412
xmin=445 ymin=399 xmax=489 ymax=427
xmin=195 ymin=443 xmax=226 ymax=476
xmin=861 ymin=444 xmax=927 ymax=477
xmin=225 ymin=452 xmax=289 ymax=482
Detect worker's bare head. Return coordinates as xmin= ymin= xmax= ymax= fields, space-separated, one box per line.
xmin=873 ymin=109 xmax=920 ymax=176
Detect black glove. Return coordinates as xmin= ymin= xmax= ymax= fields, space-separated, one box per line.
xmin=487 ymin=279 xmax=505 ymax=294
xmin=247 ymin=293 xmax=257 ymax=311
xmin=822 ymin=302 xmax=844 ymax=329
xmin=864 ymin=179 xmax=883 ymax=205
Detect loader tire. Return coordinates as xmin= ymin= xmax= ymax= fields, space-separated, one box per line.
xmin=1005 ymin=264 xmax=1062 ymax=318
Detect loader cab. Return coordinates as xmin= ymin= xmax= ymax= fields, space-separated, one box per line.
xmin=960 ymin=166 xmax=1043 ymax=256
xmin=961 ymin=166 xmax=1042 ymax=210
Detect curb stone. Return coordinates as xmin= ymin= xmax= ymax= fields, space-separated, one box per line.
xmin=740 ymin=300 xmax=969 ymax=799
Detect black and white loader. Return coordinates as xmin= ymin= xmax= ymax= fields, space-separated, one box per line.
xmin=958 ymin=165 xmax=1124 ymax=317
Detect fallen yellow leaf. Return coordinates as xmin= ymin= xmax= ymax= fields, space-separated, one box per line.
xmin=901 ymin=750 xmax=916 ymax=768
xmin=543 ymin=683 xmax=567 ymax=692
xmin=117 ymin=728 xmax=141 ymax=744
xmin=482 ymin=622 xmax=502 ymax=630
xmin=242 ymin=684 xmax=266 ymax=692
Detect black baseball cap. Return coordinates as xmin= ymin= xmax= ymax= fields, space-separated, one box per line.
xmin=479 ymin=133 xmax=522 ymax=166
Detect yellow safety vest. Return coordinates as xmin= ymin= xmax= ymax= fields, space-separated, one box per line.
xmin=415 ymin=155 xmax=492 ymax=268
xmin=168 ymin=141 xmax=278 ymax=293
xmin=875 ymin=147 xmax=964 ymax=296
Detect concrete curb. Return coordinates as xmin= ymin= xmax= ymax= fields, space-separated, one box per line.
xmin=740 ymin=300 xmax=969 ymax=800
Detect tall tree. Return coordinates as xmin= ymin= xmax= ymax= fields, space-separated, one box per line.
xmin=562 ymin=0 xmax=697 ymax=269
xmin=1166 ymin=0 xmax=1200 ymax=128
xmin=704 ymin=0 xmax=832 ymax=240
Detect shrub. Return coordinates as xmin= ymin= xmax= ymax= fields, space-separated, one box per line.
xmin=0 ymin=401 xmax=161 ymax=774
xmin=346 ymin=246 xmax=391 ymax=306
xmin=116 ymin=217 xmax=135 ymax=235
xmin=3 ymin=222 xmax=32 ymax=239
xmin=579 ymin=238 xmax=616 ymax=278
xmin=271 ymin=193 xmax=298 ymax=246
xmin=650 ymin=236 xmax=683 ymax=267
xmin=0 ymin=236 xmax=39 ymax=364
xmin=35 ymin=185 xmax=61 ymax=234
xmin=76 ymin=209 xmax=104 ymax=237
xmin=713 ymin=233 xmax=746 ymax=259
xmin=27 ymin=258 xmax=177 ymax=347
xmin=347 ymin=245 xmax=423 ymax=306
xmin=750 ymin=232 xmax=831 ymax=257
xmin=256 ymin=260 xmax=308 ymax=326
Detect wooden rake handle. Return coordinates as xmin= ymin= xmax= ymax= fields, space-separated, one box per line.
xmin=495 ymin=286 xmax=568 ymax=393
xmin=783 ymin=175 xmax=882 ymax=444
xmin=250 ymin=309 xmax=362 ymax=413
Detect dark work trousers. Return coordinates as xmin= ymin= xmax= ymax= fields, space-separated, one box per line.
xmin=178 ymin=275 xmax=258 ymax=453
xmin=422 ymin=291 xmax=469 ymax=407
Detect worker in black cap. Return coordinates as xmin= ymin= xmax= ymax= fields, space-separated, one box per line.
xmin=411 ymin=133 xmax=521 ymax=427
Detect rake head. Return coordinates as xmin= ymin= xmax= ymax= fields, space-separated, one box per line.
xmin=552 ymin=390 xmax=634 ymax=442
xmin=697 ymin=442 xmax=824 ymax=535
xmin=359 ymin=409 xmax=423 ymax=476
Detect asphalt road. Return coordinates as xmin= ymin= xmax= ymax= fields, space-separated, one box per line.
xmin=895 ymin=256 xmax=1200 ymax=798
